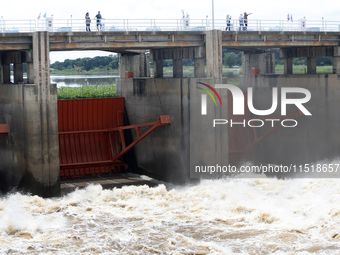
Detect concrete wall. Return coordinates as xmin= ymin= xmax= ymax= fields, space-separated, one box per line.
xmin=0 ymin=84 xmax=60 ymax=196
xmin=242 ymin=51 xmax=276 ymax=74
xmin=117 ymin=77 xmax=228 ymax=183
xmin=119 ymin=51 xmax=150 ymax=78
xmin=239 ymin=74 xmax=340 ymax=168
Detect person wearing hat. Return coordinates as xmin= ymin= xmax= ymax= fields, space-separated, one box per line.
xmin=85 ymin=12 xmax=91 ymax=31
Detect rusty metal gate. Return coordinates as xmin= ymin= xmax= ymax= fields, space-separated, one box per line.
xmin=58 ymin=97 xmax=171 ymax=178
xmin=58 ymin=97 xmax=125 ymax=177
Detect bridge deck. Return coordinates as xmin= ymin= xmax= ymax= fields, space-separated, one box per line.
xmin=1 ymin=31 xmax=339 ymax=52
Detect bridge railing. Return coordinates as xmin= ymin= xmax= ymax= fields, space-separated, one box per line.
xmin=1 ymin=18 xmax=340 ymax=33
xmin=0 ymin=19 xmax=37 ymax=33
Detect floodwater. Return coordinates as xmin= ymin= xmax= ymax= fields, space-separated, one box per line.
xmin=50 ymin=75 xmax=118 ymax=88
xmin=1 ymin=171 xmax=340 ymax=254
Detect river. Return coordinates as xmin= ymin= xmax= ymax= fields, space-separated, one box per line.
xmin=50 ymin=75 xmax=118 ymax=88
xmin=2 ymin=72 xmax=338 ymax=254
xmin=1 ymin=164 xmax=340 ymax=254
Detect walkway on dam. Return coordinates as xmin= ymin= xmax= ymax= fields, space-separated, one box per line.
xmin=1 ymin=18 xmax=340 ymax=33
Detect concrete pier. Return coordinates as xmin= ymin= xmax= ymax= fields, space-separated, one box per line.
xmin=0 ymin=32 xmax=60 ymax=197
xmin=116 ymin=77 xmax=228 ymax=183
xmin=242 ymin=50 xmax=276 ymax=74
xmin=118 ymin=32 xmax=227 ymax=182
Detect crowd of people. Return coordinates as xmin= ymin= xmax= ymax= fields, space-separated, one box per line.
xmin=226 ymin=12 xmax=252 ymax=31
xmin=85 ymin=11 xmax=104 ymax=31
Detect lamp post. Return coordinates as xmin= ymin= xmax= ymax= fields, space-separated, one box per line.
xmin=212 ymin=0 xmax=215 ymax=30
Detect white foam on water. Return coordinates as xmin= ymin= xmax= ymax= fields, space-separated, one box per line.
xmin=1 ymin=165 xmax=340 ymax=254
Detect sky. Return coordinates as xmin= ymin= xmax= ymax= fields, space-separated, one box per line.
xmin=2 ymin=0 xmax=339 ymax=63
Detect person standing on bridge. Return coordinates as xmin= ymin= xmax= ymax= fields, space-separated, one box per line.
xmin=85 ymin=12 xmax=91 ymax=31
xmin=239 ymin=13 xmax=244 ymax=31
xmin=226 ymin=14 xmax=231 ymax=31
xmin=300 ymin=16 xmax=307 ymax=31
xmin=244 ymin=12 xmax=252 ymax=30
xmin=95 ymin=11 xmax=104 ymax=31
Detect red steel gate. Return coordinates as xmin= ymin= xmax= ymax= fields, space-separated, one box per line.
xmin=58 ymin=97 xmax=171 ymax=178
xmin=58 ymin=97 xmax=125 ymax=177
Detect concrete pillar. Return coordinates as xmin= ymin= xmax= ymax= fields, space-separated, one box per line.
xmin=284 ymin=57 xmax=293 ymax=74
xmin=173 ymin=59 xmax=183 ymax=78
xmin=205 ymin=30 xmax=222 ymax=78
xmin=307 ymin=57 xmax=317 ymax=74
xmin=0 ymin=33 xmax=59 ymax=197
xmin=0 ymin=53 xmax=2 ymax=84
xmin=332 ymin=57 xmax=340 ymax=74
xmin=333 ymin=47 xmax=340 ymax=74
xmin=2 ymin=64 xmax=10 ymax=83
xmin=194 ymin=58 xmax=205 ymax=78
xmin=14 ymin=63 xmax=23 ymax=83
xmin=242 ymin=51 xmax=276 ymax=74
xmin=29 ymin=31 xmax=60 ymax=197
xmin=27 ymin=62 xmax=34 ymax=83
xmin=119 ymin=51 xmax=149 ymax=78
xmin=154 ymin=59 xmax=163 ymax=78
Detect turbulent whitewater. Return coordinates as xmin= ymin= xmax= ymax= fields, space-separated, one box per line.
xmin=1 ymin=176 xmax=340 ymax=254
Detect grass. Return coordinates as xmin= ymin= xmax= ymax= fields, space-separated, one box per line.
xmin=57 ymin=85 xmax=116 ymax=100
xmin=275 ymin=65 xmax=333 ymax=74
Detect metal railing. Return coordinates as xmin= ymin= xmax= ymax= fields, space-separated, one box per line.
xmin=1 ymin=18 xmax=340 ymax=33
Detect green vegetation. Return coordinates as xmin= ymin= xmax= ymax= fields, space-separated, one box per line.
xmin=223 ymin=51 xmax=242 ymax=67
xmin=53 ymin=52 xmax=334 ymax=99
xmin=50 ymin=55 xmax=119 ymax=74
xmin=275 ymin=65 xmax=333 ymax=74
xmin=57 ymin=85 xmax=116 ymax=100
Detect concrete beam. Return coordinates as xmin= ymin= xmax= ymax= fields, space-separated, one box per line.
xmin=2 ymin=51 xmax=21 ymax=64
xmin=151 ymin=47 xmax=206 ymax=61
xmin=280 ymin=47 xmax=334 ymax=58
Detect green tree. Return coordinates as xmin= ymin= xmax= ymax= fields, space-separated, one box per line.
xmin=224 ymin=52 xmax=239 ymax=67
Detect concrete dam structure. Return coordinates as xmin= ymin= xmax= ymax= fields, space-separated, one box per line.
xmin=1 ymin=30 xmax=340 ymax=197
